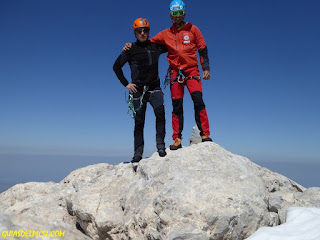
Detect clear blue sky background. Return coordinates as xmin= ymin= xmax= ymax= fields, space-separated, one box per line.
xmin=1 ymin=0 xmax=319 ymax=187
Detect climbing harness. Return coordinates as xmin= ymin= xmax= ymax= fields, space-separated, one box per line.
xmin=126 ymin=85 xmax=149 ymax=119
xmin=163 ymin=68 xmax=201 ymax=89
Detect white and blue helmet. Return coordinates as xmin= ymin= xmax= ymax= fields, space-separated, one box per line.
xmin=169 ymin=0 xmax=186 ymax=12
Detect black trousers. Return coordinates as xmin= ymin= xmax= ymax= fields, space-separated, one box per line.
xmin=133 ymin=87 xmax=166 ymax=158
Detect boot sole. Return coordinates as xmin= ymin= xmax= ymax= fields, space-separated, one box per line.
xmin=158 ymin=150 xmax=167 ymax=157
xmin=202 ymin=138 xmax=212 ymax=142
xmin=169 ymin=144 xmax=182 ymax=150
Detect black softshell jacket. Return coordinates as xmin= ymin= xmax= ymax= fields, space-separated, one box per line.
xmin=113 ymin=40 xmax=167 ymax=91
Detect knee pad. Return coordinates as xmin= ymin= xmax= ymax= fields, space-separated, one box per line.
xmin=191 ymin=91 xmax=205 ymax=110
xmin=172 ymin=98 xmax=183 ymax=115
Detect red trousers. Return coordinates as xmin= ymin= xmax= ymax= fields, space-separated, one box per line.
xmin=170 ymin=67 xmax=210 ymax=140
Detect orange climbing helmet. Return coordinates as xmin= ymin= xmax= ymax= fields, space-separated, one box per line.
xmin=133 ymin=18 xmax=150 ymax=30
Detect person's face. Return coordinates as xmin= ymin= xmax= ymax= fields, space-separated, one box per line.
xmin=135 ymin=27 xmax=149 ymax=42
xmin=170 ymin=10 xmax=186 ymax=25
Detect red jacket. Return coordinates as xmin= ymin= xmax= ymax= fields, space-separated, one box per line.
xmin=151 ymin=22 xmax=208 ymax=71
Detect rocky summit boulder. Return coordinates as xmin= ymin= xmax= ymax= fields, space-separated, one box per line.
xmin=0 ymin=142 xmax=319 ymax=240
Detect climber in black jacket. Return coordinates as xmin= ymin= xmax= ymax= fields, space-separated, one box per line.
xmin=113 ymin=18 xmax=167 ymax=163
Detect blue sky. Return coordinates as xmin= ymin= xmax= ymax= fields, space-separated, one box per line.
xmin=1 ymin=0 xmax=319 ymax=168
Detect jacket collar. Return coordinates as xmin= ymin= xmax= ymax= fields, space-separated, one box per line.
xmin=170 ymin=22 xmax=192 ymax=32
xmin=135 ymin=39 xmax=150 ymax=47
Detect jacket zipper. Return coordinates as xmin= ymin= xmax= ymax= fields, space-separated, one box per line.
xmin=175 ymin=33 xmax=177 ymax=50
xmin=147 ymin=49 xmax=152 ymax=65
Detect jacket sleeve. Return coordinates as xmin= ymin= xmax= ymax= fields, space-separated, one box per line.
xmin=113 ymin=51 xmax=130 ymax=87
xmin=198 ymin=46 xmax=210 ymax=71
xmin=192 ymin=25 xmax=210 ymax=71
xmin=150 ymin=30 xmax=166 ymax=45
xmin=159 ymin=44 xmax=168 ymax=54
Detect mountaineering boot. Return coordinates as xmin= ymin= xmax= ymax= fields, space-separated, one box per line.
xmin=131 ymin=155 xmax=142 ymax=163
xmin=170 ymin=138 xmax=182 ymax=150
xmin=158 ymin=148 xmax=167 ymax=157
xmin=201 ymin=135 xmax=212 ymax=142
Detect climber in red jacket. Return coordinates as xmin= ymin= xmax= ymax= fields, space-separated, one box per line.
xmin=151 ymin=0 xmax=212 ymax=150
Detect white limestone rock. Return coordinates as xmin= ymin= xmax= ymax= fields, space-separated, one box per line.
xmin=0 ymin=182 xmax=76 ymax=226
xmin=189 ymin=124 xmax=202 ymax=145
xmin=0 ymin=142 xmax=319 ymax=240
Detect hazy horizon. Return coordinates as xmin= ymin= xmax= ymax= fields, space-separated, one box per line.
xmin=1 ymin=150 xmax=319 ymax=194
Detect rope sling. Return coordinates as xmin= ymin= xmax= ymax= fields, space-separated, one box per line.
xmin=126 ymin=85 xmax=148 ymax=119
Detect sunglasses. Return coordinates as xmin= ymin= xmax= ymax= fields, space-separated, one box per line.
xmin=135 ymin=27 xmax=150 ymax=34
xmin=170 ymin=10 xmax=186 ymax=17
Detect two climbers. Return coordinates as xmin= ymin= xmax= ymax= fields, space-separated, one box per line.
xmin=114 ymin=0 xmax=213 ymax=162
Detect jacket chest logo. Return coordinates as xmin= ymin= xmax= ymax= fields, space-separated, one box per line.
xmin=183 ymin=33 xmax=190 ymax=44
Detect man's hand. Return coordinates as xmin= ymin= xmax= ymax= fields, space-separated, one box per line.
xmin=202 ymin=70 xmax=211 ymax=80
xmin=126 ymin=83 xmax=137 ymax=94
xmin=123 ymin=43 xmax=133 ymax=51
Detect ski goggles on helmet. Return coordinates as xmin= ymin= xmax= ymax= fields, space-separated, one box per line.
xmin=170 ymin=10 xmax=186 ymax=17
xmin=135 ymin=27 xmax=150 ymax=34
